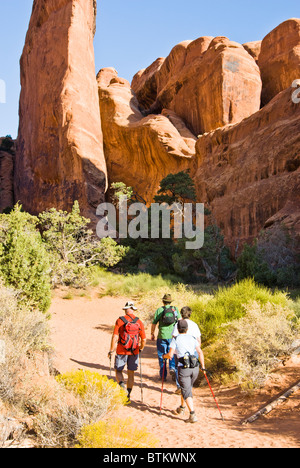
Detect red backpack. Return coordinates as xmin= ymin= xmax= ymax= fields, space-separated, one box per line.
xmin=119 ymin=316 xmax=141 ymax=353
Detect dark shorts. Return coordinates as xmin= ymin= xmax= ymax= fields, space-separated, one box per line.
xmin=115 ymin=354 xmax=139 ymax=372
xmin=178 ymin=366 xmax=199 ymax=400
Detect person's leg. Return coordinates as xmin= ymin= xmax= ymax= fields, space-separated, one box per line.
xmin=157 ymin=339 xmax=168 ymax=379
xmin=115 ymin=369 xmax=125 ymax=385
xmin=173 ymin=368 xmax=186 ymax=415
xmin=178 ymin=368 xmax=198 ymax=423
xmin=169 ymin=352 xmax=180 ymax=392
xmin=185 ymin=396 xmax=194 ymax=413
xmin=114 ymin=354 xmax=127 ymax=389
xmin=127 ymin=370 xmax=135 ymax=400
xmin=186 ymin=368 xmax=199 ymax=422
xmin=126 ymin=354 xmax=139 ymax=400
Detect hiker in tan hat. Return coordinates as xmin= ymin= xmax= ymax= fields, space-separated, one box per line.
xmin=151 ymin=294 xmax=181 ymax=392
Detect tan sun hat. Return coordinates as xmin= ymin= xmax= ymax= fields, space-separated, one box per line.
xmin=162 ymin=294 xmax=172 ymax=303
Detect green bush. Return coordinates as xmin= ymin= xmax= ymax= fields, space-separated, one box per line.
xmin=38 ymin=201 xmax=128 ymax=287
xmin=140 ymin=283 xmax=212 ymax=325
xmin=90 ymin=267 xmax=178 ymax=298
xmin=0 ymin=205 xmax=51 ymax=312
xmin=189 ymin=279 xmax=289 ymax=344
xmin=290 ymin=296 xmax=300 ymax=320
xmin=205 ymin=301 xmax=300 ymax=389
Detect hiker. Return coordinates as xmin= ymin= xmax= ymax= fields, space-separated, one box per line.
xmin=163 ymin=319 xmax=205 ymax=423
xmin=173 ymin=306 xmax=201 ymax=344
xmin=151 ymin=294 xmax=181 ymax=393
xmin=108 ymin=301 xmax=146 ymax=402
xmin=173 ymin=306 xmax=205 ymax=372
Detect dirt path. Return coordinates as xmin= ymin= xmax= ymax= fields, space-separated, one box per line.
xmin=49 ymin=294 xmax=300 ymax=449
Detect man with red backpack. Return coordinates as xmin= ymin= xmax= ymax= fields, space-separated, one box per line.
xmin=108 ymin=301 xmax=146 ymax=402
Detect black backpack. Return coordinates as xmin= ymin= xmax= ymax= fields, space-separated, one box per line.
xmin=161 ymin=306 xmax=177 ymax=326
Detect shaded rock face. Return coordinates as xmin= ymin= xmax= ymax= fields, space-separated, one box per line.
xmin=15 ymin=0 xmax=107 ymax=221
xmin=132 ymin=36 xmax=262 ymax=136
xmin=0 ymin=138 xmax=15 ymax=213
xmin=98 ymin=68 xmax=195 ymax=204
xmin=192 ymin=88 xmax=300 ymax=251
xmin=259 ymin=19 xmax=300 ymax=105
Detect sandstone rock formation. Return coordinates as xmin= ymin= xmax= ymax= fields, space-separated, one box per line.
xmin=11 ymin=8 xmax=300 ymax=252
xmin=15 ymin=0 xmax=107 ymax=221
xmin=192 ymin=87 xmax=300 ymax=250
xmin=98 ymin=68 xmax=195 ymax=204
xmin=132 ymin=36 xmax=262 ymax=136
xmin=242 ymin=41 xmax=261 ymax=62
xmin=258 ymin=18 xmax=300 ymax=105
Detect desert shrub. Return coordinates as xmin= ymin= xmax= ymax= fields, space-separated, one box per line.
xmin=75 ymin=418 xmax=159 ymax=449
xmin=90 ymin=267 xmax=179 ymax=299
xmin=38 ymin=201 xmax=128 ymax=287
xmin=33 ymin=370 xmax=129 ymax=448
xmin=34 ymin=404 xmax=84 ymax=448
xmin=139 ymin=283 xmax=212 ymax=325
xmin=31 ymin=382 xmax=87 ymax=448
xmin=56 ymin=370 xmax=128 ymax=420
xmin=0 ymin=282 xmax=51 ymax=402
xmin=189 ymin=279 xmax=289 ymax=344
xmin=291 ymin=297 xmax=300 ymax=319
xmin=0 ymin=205 xmax=52 ymax=312
xmin=218 ymin=301 xmax=299 ymax=389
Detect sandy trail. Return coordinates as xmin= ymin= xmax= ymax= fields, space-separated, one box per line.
xmin=49 ymin=294 xmax=300 ymax=449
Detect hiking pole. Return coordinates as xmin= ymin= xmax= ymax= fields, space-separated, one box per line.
xmin=108 ymin=352 xmax=112 ymax=379
xmin=201 ymin=368 xmax=225 ymax=421
xmin=159 ymin=360 xmax=167 ymax=415
xmin=139 ymin=351 xmax=144 ymax=403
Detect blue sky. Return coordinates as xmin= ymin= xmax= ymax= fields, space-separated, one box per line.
xmin=0 ymin=0 xmax=299 ymax=138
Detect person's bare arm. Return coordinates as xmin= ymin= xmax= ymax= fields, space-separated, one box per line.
xmin=108 ymin=334 xmax=118 ymax=358
xmin=196 ymin=344 xmax=205 ymax=371
xmin=140 ymin=338 xmax=146 ymax=351
xmin=163 ymin=347 xmax=175 ymax=360
xmin=151 ymin=323 xmax=156 ymax=341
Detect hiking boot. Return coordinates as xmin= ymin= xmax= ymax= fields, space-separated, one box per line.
xmin=119 ymin=381 xmax=126 ymax=391
xmin=173 ymin=406 xmax=186 ymax=415
xmin=186 ymin=412 xmax=198 ymax=423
